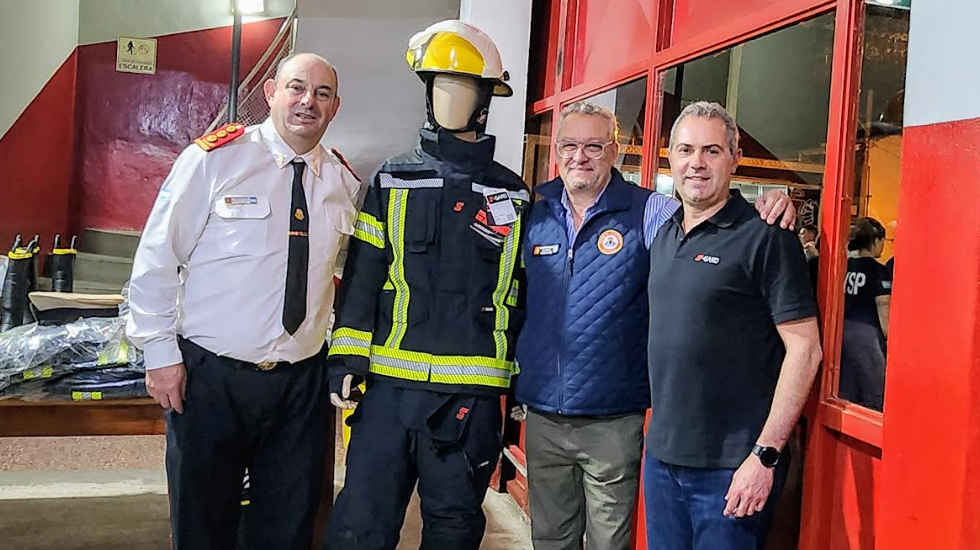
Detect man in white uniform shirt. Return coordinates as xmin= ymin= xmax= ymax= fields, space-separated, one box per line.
xmin=126 ymin=53 xmax=361 ymax=550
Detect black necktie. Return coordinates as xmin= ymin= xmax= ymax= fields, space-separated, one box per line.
xmin=283 ymin=159 xmax=309 ymax=335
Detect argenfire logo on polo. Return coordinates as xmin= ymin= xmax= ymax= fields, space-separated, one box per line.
xmin=693 ymin=253 xmax=720 ymax=265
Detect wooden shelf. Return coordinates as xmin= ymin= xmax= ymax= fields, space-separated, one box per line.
xmin=0 ymin=398 xmax=165 ymax=437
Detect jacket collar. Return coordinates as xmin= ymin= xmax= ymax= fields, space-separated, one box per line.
xmin=538 ymin=167 xmax=634 ymax=216
xmin=419 ymin=127 xmax=496 ymax=171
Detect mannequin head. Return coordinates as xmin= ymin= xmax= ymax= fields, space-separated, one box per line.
xmin=432 ymin=74 xmax=482 ymax=130
xmin=430 ymin=73 xmax=489 ymax=141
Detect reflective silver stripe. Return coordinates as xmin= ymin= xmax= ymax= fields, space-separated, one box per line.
xmin=354 ymin=219 xmax=384 ymax=241
xmin=430 ymin=364 xmax=511 ymax=381
xmin=331 ymin=336 xmax=370 ymax=349
xmin=384 ymin=189 xmax=410 ymax=349
xmin=379 ymin=173 xmax=444 ymax=188
xmin=491 ymin=212 xmax=520 ymax=359
xmin=372 ymin=353 xmax=429 ymax=373
xmin=471 ymin=182 xmax=530 ymax=202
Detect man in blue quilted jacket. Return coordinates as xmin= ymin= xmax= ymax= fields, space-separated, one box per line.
xmin=513 ymin=101 xmax=796 ymax=550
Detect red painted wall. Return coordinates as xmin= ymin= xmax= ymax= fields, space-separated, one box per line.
xmin=72 ymin=18 xmax=285 ymax=233
xmin=0 ymin=51 xmax=78 ymax=250
xmin=570 ymin=0 xmax=656 ymax=87
xmin=878 ymin=117 xmax=980 ymax=549
xmin=671 ymin=0 xmax=782 ymax=44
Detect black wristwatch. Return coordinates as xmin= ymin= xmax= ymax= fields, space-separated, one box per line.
xmin=751 ymin=444 xmax=781 ymax=468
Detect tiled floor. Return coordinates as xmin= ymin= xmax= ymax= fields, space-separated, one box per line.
xmin=0 ymin=431 xmax=531 ymax=549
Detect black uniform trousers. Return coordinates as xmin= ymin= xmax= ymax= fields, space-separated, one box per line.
xmin=324 ymin=377 xmax=503 ymax=550
xmin=167 ymin=338 xmax=329 ymax=550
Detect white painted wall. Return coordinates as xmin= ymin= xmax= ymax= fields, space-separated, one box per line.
xmin=460 ymin=0 xmax=532 ymax=174
xmin=0 ymin=0 xmax=79 ymax=139
xmin=904 ymin=0 xmax=980 ymax=127
xmin=295 ymin=0 xmax=459 ymax=180
xmin=78 ymin=0 xmax=295 ymax=45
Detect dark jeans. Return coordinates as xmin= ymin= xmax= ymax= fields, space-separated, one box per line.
xmin=167 ymin=338 xmax=328 ymax=550
xmin=643 ymin=451 xmax=789 ymax=550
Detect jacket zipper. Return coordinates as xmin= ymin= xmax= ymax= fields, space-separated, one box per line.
xmin=557 ymin=200 xmax=603 ymax=414
xmin=558 ymin=219 xmax=579 ymax=415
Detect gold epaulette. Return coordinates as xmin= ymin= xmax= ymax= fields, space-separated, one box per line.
xmin=194 ymin=123 xmax=246 ymax=151
xmin=330 ymin=147 xmax=362 ymax=182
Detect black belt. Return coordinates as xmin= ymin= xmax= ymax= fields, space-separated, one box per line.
xmin=177 ymin=337 xmax=323 ymax=372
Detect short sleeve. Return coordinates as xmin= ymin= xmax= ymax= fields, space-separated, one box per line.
xmin=755 ymin=227 xmax=819 ymax=324
xmin=875 ymin=262 xmax=892 ymax=296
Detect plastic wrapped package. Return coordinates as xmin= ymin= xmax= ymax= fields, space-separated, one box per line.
xmin=0 ymin=315 xmax=145 ymax=400
xmin=7 ymin=366 xmax=146 ymax=401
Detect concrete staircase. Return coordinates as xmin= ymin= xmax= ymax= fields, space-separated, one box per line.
xmin=38 ymin=228 xmax=140 ymax=295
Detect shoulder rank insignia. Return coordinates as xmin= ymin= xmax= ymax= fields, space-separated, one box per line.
xmin=194 ymin=123 xmax=246 ymax=151
xmin=330 ymin=147 xmax=362 ymax=182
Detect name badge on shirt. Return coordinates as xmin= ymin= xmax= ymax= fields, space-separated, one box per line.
xmin=483 ymin=189 xmax=518 ymax=226
xmin=532 ymin=244 xmax=560 ymax=256
xmin=215 ymin=195 xmax=270 ymax=219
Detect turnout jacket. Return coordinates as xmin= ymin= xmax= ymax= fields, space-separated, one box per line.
xmin=328 ymin=128 xmax=529 ymax=396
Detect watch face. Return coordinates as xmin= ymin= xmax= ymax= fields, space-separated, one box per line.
xmin=759 ymin=447 xmax=781 ymax=467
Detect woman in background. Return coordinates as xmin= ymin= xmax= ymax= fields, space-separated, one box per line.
xmin=839 ymin=217 xmax=891 ymax=410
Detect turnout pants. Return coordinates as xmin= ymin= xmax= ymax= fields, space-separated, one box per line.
xmin=167 ymin=338 xmax=329 ymax=550
xmin=324 ymin=378 xmax=503 ymax=550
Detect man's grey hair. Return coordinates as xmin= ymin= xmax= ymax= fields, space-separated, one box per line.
xmin=668 ymin=101 xmax=739 ymax=155
xmin=557 ymin=101 xmax=620 ymax=142
xmin=273 ymin=52 xmax=339 ymax=89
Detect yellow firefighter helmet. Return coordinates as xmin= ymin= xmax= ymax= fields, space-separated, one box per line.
xmin=405 ymin=20 xmax=513 ymax=97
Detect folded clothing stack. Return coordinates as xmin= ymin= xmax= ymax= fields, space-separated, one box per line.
xmin=0 ymin=314 xmax=146 ymax=401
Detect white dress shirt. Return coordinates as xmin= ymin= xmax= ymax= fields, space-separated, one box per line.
xmin=127 ymin=119 xmax=363 ymax=369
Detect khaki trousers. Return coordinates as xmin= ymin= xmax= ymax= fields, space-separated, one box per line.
xmin=526 ymin=409 xmax=645 ymax=550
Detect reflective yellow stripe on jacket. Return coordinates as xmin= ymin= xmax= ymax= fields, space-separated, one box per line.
xmin=384 ymin=189 xmax=411 ymax=349
xmin=490 ymin=208 xmax=522 ymax=360
xmin=329 ymin=327 xmax=373 ymax=358
xmin=368 ymin=345 xmax=515 ymax=388
xmin=353 ymin=211 xmax=385 ymax=249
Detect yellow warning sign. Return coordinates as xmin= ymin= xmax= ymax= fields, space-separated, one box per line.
xmin=116 ymin=37 xmax=157 ymax=75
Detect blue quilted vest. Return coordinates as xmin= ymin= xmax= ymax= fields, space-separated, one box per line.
xmin=515 ymin=170 xmax=652 ymax=415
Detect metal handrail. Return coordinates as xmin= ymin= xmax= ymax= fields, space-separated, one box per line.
xmin=206 ymin=9 xmax=297 ymax=133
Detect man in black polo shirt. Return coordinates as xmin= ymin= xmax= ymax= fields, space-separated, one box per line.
xmin=645 ymin=101 xmax=822 ymax=550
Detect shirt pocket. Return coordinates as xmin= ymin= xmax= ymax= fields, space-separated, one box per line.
xmin=312 ymin=203 xmax=357 ymax=280
xmin=212 ymin=195 xmax=271 ymax=256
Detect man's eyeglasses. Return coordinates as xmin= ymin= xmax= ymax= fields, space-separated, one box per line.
xmin=555 ymin=140 xmax=614 ymax=159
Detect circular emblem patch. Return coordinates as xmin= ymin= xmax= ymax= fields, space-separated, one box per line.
xmin=597 ymin=229 xmax=624 ymax=255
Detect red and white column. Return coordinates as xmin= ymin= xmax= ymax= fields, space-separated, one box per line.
xmin=879 ymin=0 xmax=980 ymax=547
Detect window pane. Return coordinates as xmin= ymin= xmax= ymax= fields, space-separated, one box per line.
xmin=577 ymin=77 xmax=648 ymax=185
xmin=522 ymin=112 xmax=553 ymax=190
xmin=656 ymin=12 xmax=835 ymax=220
xmin=838 ymin=1 xmax=910 ymax=412
xmin=527 ymin=0 xmax=558 ymax=102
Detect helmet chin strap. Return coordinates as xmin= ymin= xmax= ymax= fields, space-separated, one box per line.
xmin=423 ymin=75 xmax=494 ymax=134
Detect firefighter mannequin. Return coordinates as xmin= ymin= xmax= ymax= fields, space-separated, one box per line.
xmin=324 ymin=20 xmax=527 ymax=550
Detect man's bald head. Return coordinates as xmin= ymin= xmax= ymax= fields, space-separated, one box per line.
xmin=264 ymin=52 xmax=342 ymax=154
xmin=275 ymin=53 xmax=339 ymax=93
